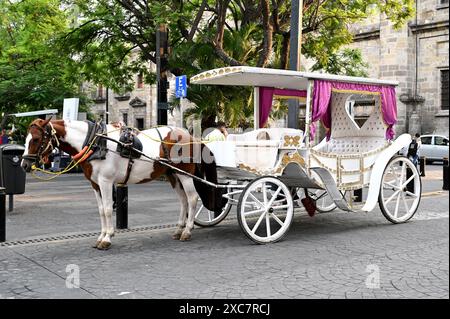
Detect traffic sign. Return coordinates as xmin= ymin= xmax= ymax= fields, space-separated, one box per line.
xmin=175 ymin=75 xmax=187 ymax=98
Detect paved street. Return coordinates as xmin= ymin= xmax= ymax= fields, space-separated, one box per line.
xmin=0 ymin=165 xmax=448 ymax=299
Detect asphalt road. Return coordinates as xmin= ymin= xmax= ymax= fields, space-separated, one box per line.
xmin=0 ymin=164 xmax=448 ymax=299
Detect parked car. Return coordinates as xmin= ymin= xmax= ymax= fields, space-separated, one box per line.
xmin=419 ymin=134 xmax=449 ymax=163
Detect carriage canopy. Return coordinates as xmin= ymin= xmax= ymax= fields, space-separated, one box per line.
xmin=190 ymin=66 xmax=399 ymax=140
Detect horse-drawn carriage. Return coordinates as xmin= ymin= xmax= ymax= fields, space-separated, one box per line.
xmin=22 ymin=66 xmax=422 ymax=249
xmin=191 ymin=66 xmax=421 ymax=244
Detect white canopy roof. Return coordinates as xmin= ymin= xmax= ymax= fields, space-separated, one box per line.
xmin=190 ymin=66 xmax=398 ymax=90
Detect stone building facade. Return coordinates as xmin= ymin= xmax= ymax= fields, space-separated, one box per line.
xmin=87 ymin=1 xmax=448 ymax=137
xmin=87 ymin=52 xmax=181 ymax=130
xmin=347 ymin=0 xmax=449 ymax=136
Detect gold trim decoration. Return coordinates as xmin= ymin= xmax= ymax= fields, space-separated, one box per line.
xmin=281 ymin=152 xmax=306 ymax=167
xmin=272 ymin=151 xmax=306 ymax=174
xmin=283 ymin=135 xmax=301 ymax=147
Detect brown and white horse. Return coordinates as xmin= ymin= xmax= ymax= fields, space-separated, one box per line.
xmin=21 ymin=118 xmax=222 ymax=250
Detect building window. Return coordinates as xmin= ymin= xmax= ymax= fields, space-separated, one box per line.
xmin=123 ymin=113 xmax=128 ymax=126
xmin=97 ymin=85 xmax=103 ymax=98
xmin=137 ymin=73 xmax=144 ymax=89
xmin=440 ymin=0 xmax=449 ymax=5
xmin=136 ymin=118 xmax=144 ymax=130
xmin=441 ymin=69 xmax=449 ymax=110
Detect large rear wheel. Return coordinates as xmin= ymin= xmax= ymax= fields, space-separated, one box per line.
xmin=379 ymin=156 xmax=422 ymax=223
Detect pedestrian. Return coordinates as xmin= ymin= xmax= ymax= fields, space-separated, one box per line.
xmin=407 ymin=133 xmax=422 ymax=166
xmin=0 ymin=129 xmax=8 ymax=145
xmin=205 ymin=121 xmax=228 ymax=141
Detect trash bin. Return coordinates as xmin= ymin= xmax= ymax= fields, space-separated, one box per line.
xmin=0 ymin=144 xmax=26 ymax=194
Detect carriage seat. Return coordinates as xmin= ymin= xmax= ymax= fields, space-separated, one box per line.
xmin=227 ymin=128 xmax=304 ymax=148
xmin=315 ymin=136 xmax=388 ymax=154
xmin=225 ymin=128 xmax=304 ymax=170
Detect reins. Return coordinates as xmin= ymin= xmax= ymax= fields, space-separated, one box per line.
xmin=29 ymin=123 xmax=215 ymax=182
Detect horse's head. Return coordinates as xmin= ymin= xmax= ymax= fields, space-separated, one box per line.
xmin=21 ymin=117 xmax=55 ymax=172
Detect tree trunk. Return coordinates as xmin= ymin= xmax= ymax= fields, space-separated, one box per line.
xmin=280 ymin=33 xmax=290 ymax=69
xmin=257 ymin=0 xmax=273 ymax=67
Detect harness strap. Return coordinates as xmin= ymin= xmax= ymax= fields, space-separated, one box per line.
xmin=120 ymin=156 xmax=134 ymax=186
xmin=72 ymin=121 xmax=107 ymax=163
xmin=155 ymin=127 xmax=172 ymax=160
xmin=82 ymin=121 xmax=96 ymax=148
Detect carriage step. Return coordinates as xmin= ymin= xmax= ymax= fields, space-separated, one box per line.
xmin=309 ymin=167 xmax=352 ymax=212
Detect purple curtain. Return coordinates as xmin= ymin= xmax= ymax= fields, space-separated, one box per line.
xmin=310 ymin=80 xmax=397 ymax=140
xmin=259 ymin=87 xmax=307 ymax=128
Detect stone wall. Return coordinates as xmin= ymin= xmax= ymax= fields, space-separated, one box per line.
xmin=347 ymin=0 xmax=449 ymax=136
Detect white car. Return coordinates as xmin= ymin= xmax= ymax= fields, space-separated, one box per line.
xmin=419 ymin=134 xmax=449 ymax=163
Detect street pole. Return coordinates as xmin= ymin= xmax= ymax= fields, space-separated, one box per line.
xmin=105 ymin=87 xmax=109 ymax=123
xmin=287 ymin=0 xmax=303 ymax=129
xmin=180 ymin=97 xmax=184 ymax=128
xmin=0 ymin=187 xmax=5 ymax=242
xmin=156 ymin=24 xmax=169 ymax=126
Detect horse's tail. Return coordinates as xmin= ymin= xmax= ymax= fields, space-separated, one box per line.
xmin=193 ymin=143 xmax=227 ymax=214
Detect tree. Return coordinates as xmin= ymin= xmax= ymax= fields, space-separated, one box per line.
xmin=0 ymin=0 xmax=89 ymax=116
xmin=62 ymin=0 xmax=415 ymax=127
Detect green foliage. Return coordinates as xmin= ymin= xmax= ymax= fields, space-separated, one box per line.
xmin=0 ymin=0 xmax=88 ymax=116
xmin=60 ymin=0 xmax=414 ymax=128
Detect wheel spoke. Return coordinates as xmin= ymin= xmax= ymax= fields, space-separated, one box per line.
xmin=399 ymin=163 xmax=406 ymax=185
xmin=267 ymin=187 xmax=282 ymax=208
xmin=390 ymin=165 xmax=400 ymax=184
xmin=315 ymin=191 xmax=327 ymax=201
xmin=383 ymin=181 xmax=399 ymax=190
xmin=251 ymin=211 xmax=266 ymax=234
xmin=401 ymin=192 xmax=410 ymax=214
xmin=394 ymin=191 xmax=401 ymax=218
xmin=405 ymin=191 xmax=418 ymax=198
xmin=271 ymin=213 xmax=285 ymax=226
xmin=249 ymin=193 xmax=264 ymax=209
xmin=401 ymin=174 xmax=416 ymax=189
xmin=195 ymin=205 xmax=204 ymax=218
xmin=208 ymin=210 xmax=213 ymax=222
xmin=385 ymin=189 xmax=401 ymax=205
xmin=262 ymin=183 xmax=268 ymax=206
xmin=265 ymin=213 xmax=271 ymax=237
xmin=244 ymin=208 xmax=265 ymax=216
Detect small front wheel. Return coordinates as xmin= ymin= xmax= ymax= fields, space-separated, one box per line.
xmin=194 ymin=199 xmax=232 ymax=227
xmin=379 ymin=156 xmax=422 ymax=223
xmin=237 ymin=176 xmax=294 ymax=244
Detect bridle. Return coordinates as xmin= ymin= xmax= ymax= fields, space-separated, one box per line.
xmin=23 ymin=121 xmax=60 ymax=165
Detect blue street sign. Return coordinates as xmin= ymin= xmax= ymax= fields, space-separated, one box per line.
xmin=175 ymin=75 xmax=187 ymax=98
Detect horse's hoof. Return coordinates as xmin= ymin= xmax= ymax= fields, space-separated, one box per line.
xmin=97 ymin=241 xmax=111 ymax=250
xmin=172 ymin=233 xmax=182 ymax=240
xmin=180 ymin=232 xmax=191 ymax=241
xmin=92 ymin=240 xmax=101 ymax=248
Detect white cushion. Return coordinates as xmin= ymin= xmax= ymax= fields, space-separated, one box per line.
xmin=331 ymin=92 xmax=386 ymax=139
xmin=326 ymin=137 xmax=387 ymax=154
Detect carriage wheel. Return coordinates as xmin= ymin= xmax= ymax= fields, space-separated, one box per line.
xmin=294 ymin=189 xmax=336 ymax=213
xmin=193 ymin=199 xmax=232 ymax=227
xmin=311 ymin=189 xmax=337 ymax=213
xmin=237 ymin=176 xmax=294 ymax=244
xmin=379 ymin=156 xmax=422 ymax=224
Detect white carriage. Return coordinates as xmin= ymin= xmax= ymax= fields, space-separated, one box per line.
xmin=191 ymin=67 xmax=422 ymax=244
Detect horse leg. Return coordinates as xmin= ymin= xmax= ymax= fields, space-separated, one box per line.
xmin=97 ymin=180 xmax=115 ymax=250
xmin=177 ymin=175 xmax=199 ymax=241
xmin=92 ymin=187 xmax=106 ymax=248
xmin=168 ymin=174 xmax=188 ymax=240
